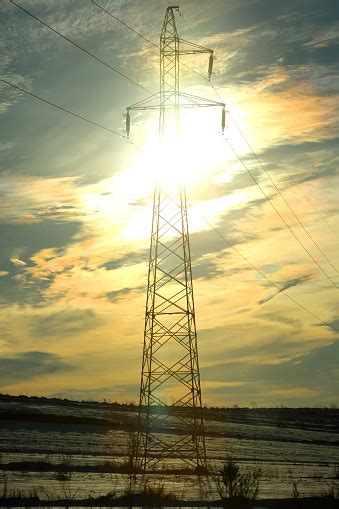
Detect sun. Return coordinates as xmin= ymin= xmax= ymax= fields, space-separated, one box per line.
xmin=132 ymin=108 xmax=230 ymax=192
xmin=118 ymin=107 xmax=254 ymax=243
xmin=81 ymin=107 xmax=251 ymax=244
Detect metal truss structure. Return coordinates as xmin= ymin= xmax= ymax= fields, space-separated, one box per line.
xmin=126 ymin=6 xmax=225 ymax=473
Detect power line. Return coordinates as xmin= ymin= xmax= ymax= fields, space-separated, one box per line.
xmin=10 ymin=0 xmax=151 ymax=94
xmin=13 ymin=1 xmax=329 ymax=324
xmin=207 ymin=72 xmax=338 ymax=266
xmin=91 ymin=0 xmax=209 ymax=83
xmin=198 ymin=212 xmax=331 ymax=328
xmin=212 ymin=83 xmax=339 ymax=277
xmin=157 ymin=189 xmax=332 ymax=329
xmin=1 ymin=78 xmax=126 ymax=139
xmin=91 ymin=0 xmax=157 ymax=49
xmin=7 ymin=3 xmax=325 ymax=323
xmin=95 ymin=4 xmax=337 ymax=321
xmin=281 ymin=165 xmax=337 ymax=236
xmin=207 ymin=59 xmax=335 ymax=237
xmin=93 ymin=0 xmax=336 ymax=266
xmin=94 ymin=0 xmax=334 ymax=269
xmin=179 ymin=11 xmax=339 ymax=285
xmin=178 ymin=9 xmax=338 ymax=265
xmin=227 ymin=139 xmax=338 ymax=289
xmin=227 ymin=112 xmax=338 ymax=274
xmin=210 ymin=77 xmax=338 ymax=264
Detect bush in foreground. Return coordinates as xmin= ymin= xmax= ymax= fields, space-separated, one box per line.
xmin=215 ymin=455 xmax=262 ymax=505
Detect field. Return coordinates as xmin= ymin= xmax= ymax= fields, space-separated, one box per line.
xmin=0 ymin=394 xmax=338 ymax=506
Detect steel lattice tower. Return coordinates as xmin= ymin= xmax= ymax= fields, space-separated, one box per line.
xmin=126 ymin=6 xmax=225 ymax=473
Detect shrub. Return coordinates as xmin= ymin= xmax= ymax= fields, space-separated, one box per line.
xmin=215 ymin=456 xmax=262 ymax=502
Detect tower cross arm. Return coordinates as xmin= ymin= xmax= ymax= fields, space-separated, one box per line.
xmin=127 ymin=92 xmax=224 ymax=111
xmin=178 ymin=38 xmax=213 ymax=55
xmin=126 ymin=93 xmax=225 ymax=136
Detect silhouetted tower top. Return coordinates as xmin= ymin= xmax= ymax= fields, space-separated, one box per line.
xmin=126 ymin=6 xmax=225 ymax=139
xmin=159 ymin=6 xmax=180 ymax=135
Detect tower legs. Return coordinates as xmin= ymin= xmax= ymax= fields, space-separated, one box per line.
xmin=135 ymin=186 xmax=206 ymax=472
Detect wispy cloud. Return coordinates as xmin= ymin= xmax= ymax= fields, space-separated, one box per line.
xmin=258 ymin=274 xmax=313 ymax=305
xmin=31 ymin=308 xmax=102 ymax=337
xmin=0 ymin=350 xmax=74 ymax=386
xmin=10 ymin=257 xmax=27 ymax=267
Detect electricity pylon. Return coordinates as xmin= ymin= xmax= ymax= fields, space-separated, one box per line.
xmin=126 ymin=6 xmax=225 ymax=473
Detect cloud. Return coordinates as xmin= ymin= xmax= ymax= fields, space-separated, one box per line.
xmin=31 ymin=308 xmax=102 ymax=337
xmin=0 ymin=175 xmax=83 ymax=223
xmin=189 ymin=221 xmax=254 ymax=261
xmin=193 ymin=257 xmax=225 ymax=280
xmin=106 ymin=286 xmax=143 ymax=302
xmin=304 ymin=22 xmax=339 ymax=49
xmin=0 ymin=219 xmax=83 ymax=305
xmin=256 ymin=137 xmax=339 ymax=183
xmin=318 ymin=317 xmax=339 ymax=334
xmin=10 ymin=257 xmax=26 ymax=267
xmin=200 ymin=340 xmax=339 ymax=405
xmin=0 ymin=350 xmax=74 ymax=386
xmin=238 ymin=80 xmax=339 ymax=146
xmin=258 ymin=274 xmax=313 ymax=305
xmin=101 ymin=250 xmax=148 ymax=271
xmin=2 ymin=220 xmax=81 ymax=261
xmin=211 ymin=1 xmax=339 ymax=86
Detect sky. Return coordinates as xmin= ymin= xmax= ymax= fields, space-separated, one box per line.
xmin=0 ymin=0 xmax=338 ymax=407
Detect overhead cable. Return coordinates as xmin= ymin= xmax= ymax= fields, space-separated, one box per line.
xmin=91 ymin=0 xmax=209 ymax=83
xmin=10 ymin=2 xmax=332 ymax=324
xmin=1 ymin=79 xmax=126 ymax=139
xmin=208 ymin=74 xmax=338 ymax=255
xmin=10 ymin=0 xmax=151 ymax=94
xmin=199 ymin=213 xmax=331 ymax=328
xmin=227 ymin=140 xmax=338 ymax=288
xmin=227 ymin=113 xmax=338 ymax=274
xmin=178 ymin=9 xmax=338 ymax=260
xmin=95 ymin=0 xmax=337 ymax=270
xmin=163 ymin=191 xmax=331 ymax=328
xmin=286 ymin=168 xmax=337 ymax=236
xmin=94 ymin=3 xmax=338 ymax=322
xmin=91 ymin=0 xmax=158 ymax=48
